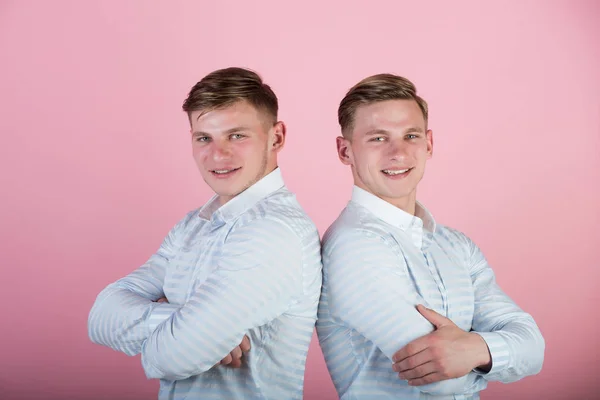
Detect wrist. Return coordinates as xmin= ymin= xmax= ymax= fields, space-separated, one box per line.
xmin=470 ymin=332 xmax=492 ymax=372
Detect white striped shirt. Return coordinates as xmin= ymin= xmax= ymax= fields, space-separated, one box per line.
xmin=316 ymin=186 xmax=544 ymax=399
xmin=88 ymin=168 xmax=323 ymax=400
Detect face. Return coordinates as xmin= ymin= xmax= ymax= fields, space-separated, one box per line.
xmin=190 ymin=100 xmax=285 ymax=205
xmin=337 ymin=99 xmax=433 ymax=214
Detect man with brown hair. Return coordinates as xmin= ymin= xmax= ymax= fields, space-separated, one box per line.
xmin=316 ymin=73 xmax=545 ymax=399
xmin=88 ymin=67 xmax=322 ymax=400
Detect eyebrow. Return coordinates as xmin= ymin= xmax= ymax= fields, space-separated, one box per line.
xmin=192 ymin=126 xmax=250 ymax=137
xmin=405 ymin=126 xmax=425 ymax=134
xmin=364 ymin=129 xmax=390 ymax=136
xmin=364 ymin=126 xmax=424 ymax=136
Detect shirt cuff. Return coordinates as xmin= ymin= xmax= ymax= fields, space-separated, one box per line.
xmin=148 ymin=303 xmax=180 ymax=333
xmin=472 ymin=331 xmax=511 ymax=376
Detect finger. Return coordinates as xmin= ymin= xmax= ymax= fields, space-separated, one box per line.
xmin=393 ymin=348 xmax=431 ymax=373
xmin=416 ymin=304 xmax=448 ymax=328
xmin=231 ymin=346 xmax=242 ymax=361
xmin=398 ymin=361 xmax=437 ymax=381
xmin=220 ymin=353 xmax=233 ymax=365
xmin=228 ymin=354 xmax=242 ymax=368
xmin=392 ymin=337 xmax=430 ymax=363
xmin=240 ymin=335 xmax=251 ymax=352
xmin=408 ymin=372 xmax=447 ymax=386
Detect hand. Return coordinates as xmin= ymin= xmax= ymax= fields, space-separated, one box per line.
xmin=156 ymin=297 xmax=168 ymax=303
xmin=216 ymin=335 xmax=251 ymax=368
xmin=392 ymin=304 xmax=492 ymax=386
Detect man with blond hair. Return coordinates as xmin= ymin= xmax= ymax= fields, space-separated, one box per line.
xmin=316 ymin=73 xmax=545 ymax=399
xmin=88 ymin=67 xmax=322 ymax=400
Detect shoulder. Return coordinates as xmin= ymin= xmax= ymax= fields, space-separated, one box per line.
xmin=433 ymin=223 xmax=477 ymax=258
xmin=322 ymin=203 xmax=398 ymax=256
xmin=435 ymin=223 xmax=470 ymax=243
xmin=165 ymin=207 xmax=202 ymax=236
xmin=230 ymin=188 xmax=319 ymax=246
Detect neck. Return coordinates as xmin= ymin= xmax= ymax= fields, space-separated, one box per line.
xmin=217 ymin=197 xmax=229 ymax=206
xmin=217 ymin=164 xmax=279 ymax=207
xmin=355 ymin=183 xmax=417 ymax=215
xmin=382 ymin=192 xmax=416 ymax=215
xmin=391 ymin=196 xmax=416 ymax=215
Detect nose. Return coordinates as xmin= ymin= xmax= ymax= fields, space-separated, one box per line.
xmin=211 ymin=140 xmax=232 ymax=162
xmin=387 ymin=138 xmax=407 ymax=161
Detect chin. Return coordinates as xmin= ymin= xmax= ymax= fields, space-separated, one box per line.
xmin=214 ymin=186 xmax=241 ymax=197
xmin=380 ymin=189 xmax=413 ymax=200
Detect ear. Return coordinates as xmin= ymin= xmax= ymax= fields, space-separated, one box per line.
xmin=426 ymin=129 xmax=433 ymax=159
xmin=270 ymin=121 xmax=286 ymax=152
xmin=336 ymin=136 xmax=353 ymax=166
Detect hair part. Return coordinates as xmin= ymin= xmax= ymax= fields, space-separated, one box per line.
xmin=182 ymin=67 xmax=278 ymax=126
xmin=338 ymin=73 xmax=429 ymax=138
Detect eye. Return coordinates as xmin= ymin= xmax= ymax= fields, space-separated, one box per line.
xmin=230 ymin=133 xmax=245 ymax=140
xmin=196 ymin=136 xmax=210 ymax=143
xmin=406 ymin=134 xmax=418 ymax=139
xmin=370 ymin=136 xmax=386 ymax=142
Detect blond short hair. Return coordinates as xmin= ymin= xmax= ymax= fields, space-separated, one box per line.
xmin=182 ymin=67 xmax=278 ymax=124
xmin=338 ymin=73 xmax=428 ymax=137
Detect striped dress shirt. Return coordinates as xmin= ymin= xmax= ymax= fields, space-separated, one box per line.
xmin=316 ymin=186 xmax=544 ymax=399
xmin=88 ymin=168 xmax=323 ymax=400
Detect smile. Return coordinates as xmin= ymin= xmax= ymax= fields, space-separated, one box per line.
xmin=210 ymin=167 xmax=241 ymax=176
xmin=382 ymin=168 xmax=413 ymax=176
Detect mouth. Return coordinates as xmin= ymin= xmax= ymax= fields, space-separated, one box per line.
xmin=210 ymin=167 xmax=241 ymax=178
xmin=381 ymin=167 xmax=413 ymax=177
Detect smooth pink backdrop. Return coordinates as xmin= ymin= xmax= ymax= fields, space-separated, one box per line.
xmin=1 ymin=1 xmax=599 ymax=399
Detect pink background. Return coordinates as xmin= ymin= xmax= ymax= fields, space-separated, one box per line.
xmin=1 ymin=1 xmax=599 ymax=399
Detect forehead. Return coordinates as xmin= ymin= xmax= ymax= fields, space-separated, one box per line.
xmin=353 ymin=99 xmax=425 ymax=134
xmin=190 ymin=101 xmax=264 ymax=132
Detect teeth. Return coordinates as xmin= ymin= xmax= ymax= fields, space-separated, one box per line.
xmin=383 ymin=169 xmax=409 ymax=175
xmin=213 ymin=169 xmax=233 ymax=174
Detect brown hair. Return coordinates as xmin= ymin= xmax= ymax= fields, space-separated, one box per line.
xmin=182 ymin=67 xmax=278 ymax=125
xmin=338 ymin=73 xmax=428 ymax=137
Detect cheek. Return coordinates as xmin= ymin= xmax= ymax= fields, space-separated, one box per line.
xmin=362 ymin=148 xmax=382 ymax=167
xmin=191 ymin=146 xmax=204 ymax=159
xmin=240 ymin=140 xmax=266 ymax=158
xmin=228 ymin=145 xmax=248 ymax=162
xmin=411 ymin=145 xmax=427 ymax=160
xmin=355 ymin=149 xmax=381 ymax=175
xmin=192 ymin=146 xmax=211 ymax=164
xmin=350 ymin=144 xmax=368 ymax=163
xmin=238 ymin=141 xmax=257 ymax=153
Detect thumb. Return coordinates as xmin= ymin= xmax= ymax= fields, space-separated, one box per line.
xmin=416 ymin=304 xmax=449 ymax=328
xmin=240 ymin=335 xmax=251 ymax=352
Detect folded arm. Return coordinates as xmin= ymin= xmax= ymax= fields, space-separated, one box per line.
xmin=467 ymin=237 xmax=545 ymax=383
xmin=325 ymin=229 xmax=469 ymax=395
xmin=87 ymin=214 xmax=188 ymax=355
xmin=140 ymin=218 xmax=302 ymax=381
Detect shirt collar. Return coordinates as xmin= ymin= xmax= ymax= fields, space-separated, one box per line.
xmin=198 ymin=167 xmax=285 ymax=225
xmin=350 ymin=185 xmax=436 ymax=248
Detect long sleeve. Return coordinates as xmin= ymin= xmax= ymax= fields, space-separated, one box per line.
xmin=468 ymin=237 xmax=545 ymax=383
xmin=325 ymin=228 xmax=469 ymax=396
xmin=87 ymin=215 xmax=187 ymax=356
xmin=140 ymin=217 xmax=303 ymax=381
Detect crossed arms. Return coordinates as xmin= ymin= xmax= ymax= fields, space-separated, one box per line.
xmin=324 ymin=228 xmax=545 ymax=395
xmin=88 ymin=216 xmax=302 ymax=381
